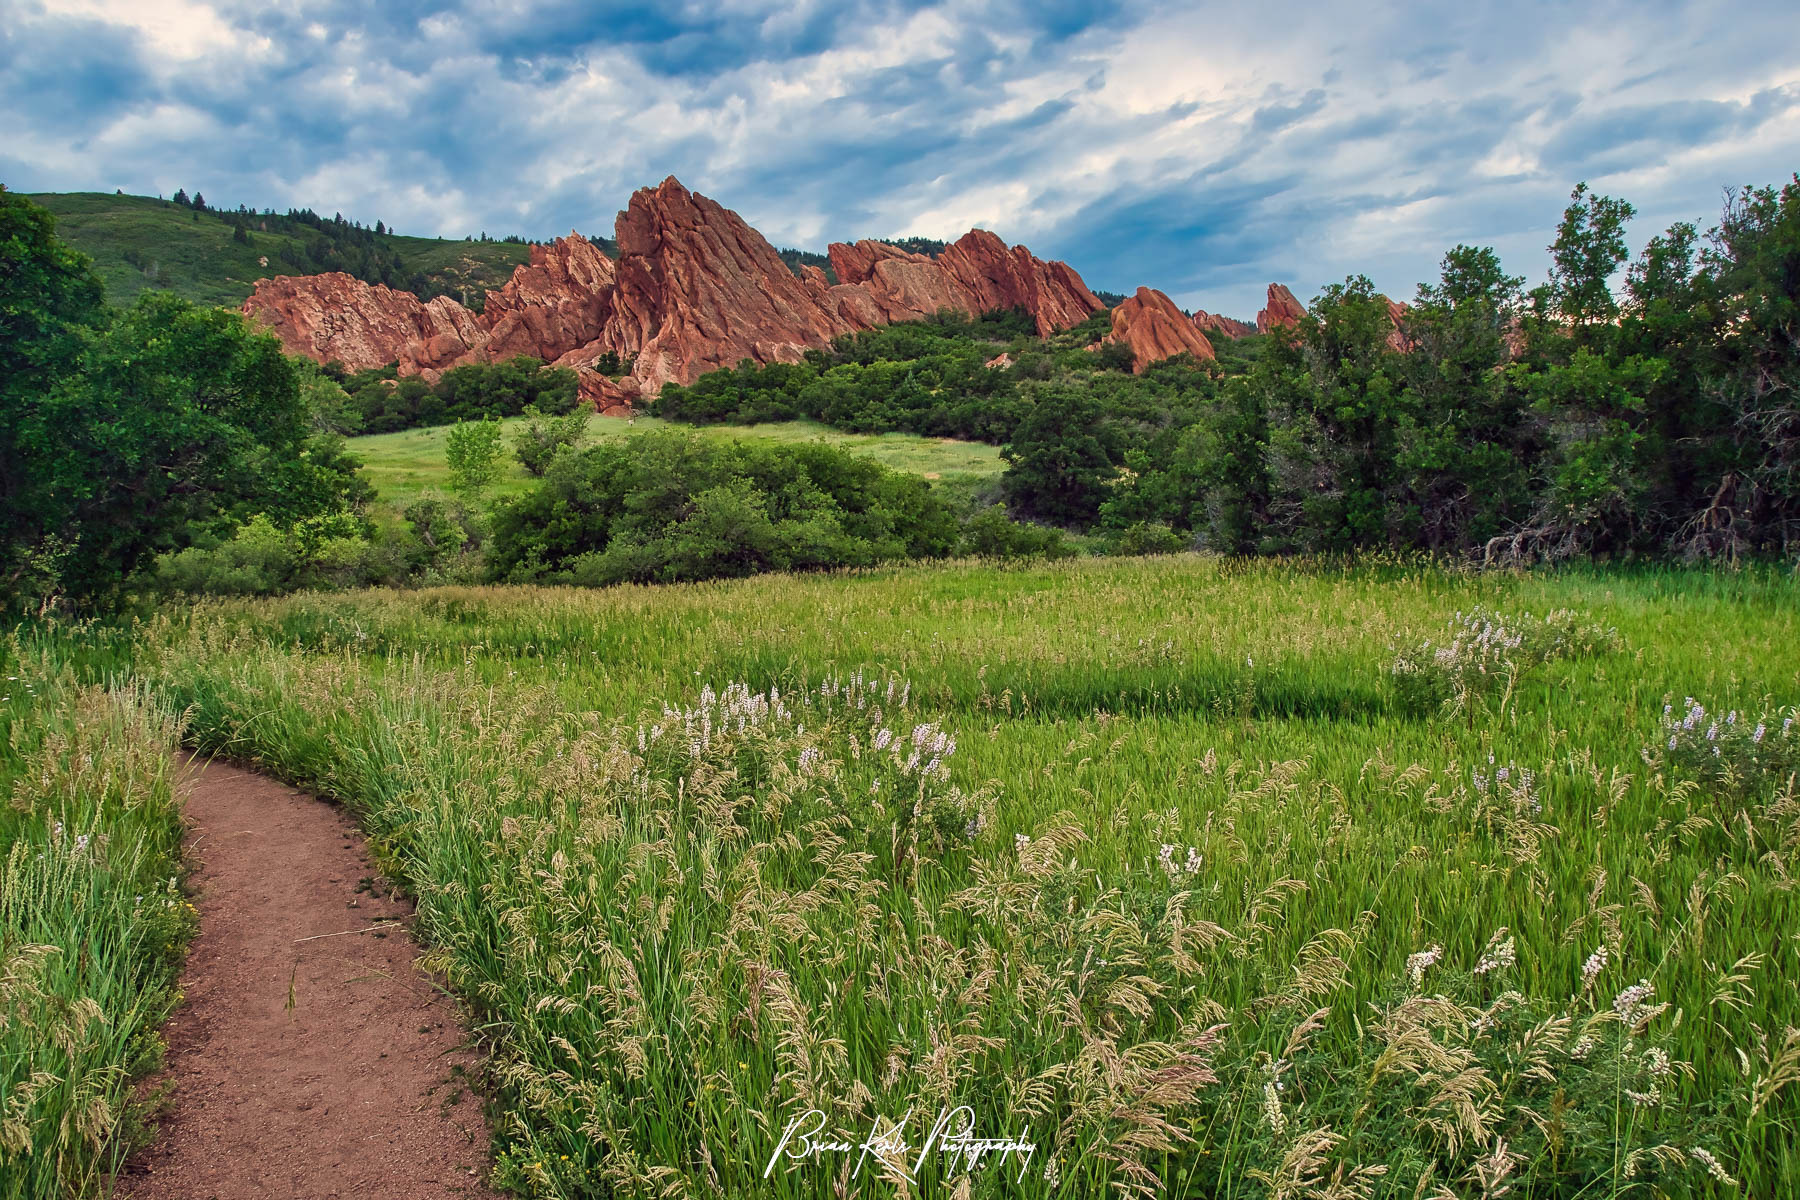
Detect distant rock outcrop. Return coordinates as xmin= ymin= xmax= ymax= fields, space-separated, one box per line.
xmin=1256 ymin=283 xmax=1307 ymax=333
xmin=1193 ymin=310 xmax=1257 ymax=340
xmin=827 ymin=230 xmax=1102 ymax=335
xmin=244 ymin=177 xmax=1107 ymax=406
xmin=598 ymin=177 xmax=856 ymax=394
xmin=1105 ymin=286 xmax=1215 ymax=372
xmin=1383 ymin=297 xmax=1412 ymax=352
xmin=241 ymin=273 xmax=481 ymax=374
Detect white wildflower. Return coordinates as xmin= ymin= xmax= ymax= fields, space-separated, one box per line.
xmin=1406 ymin=945 xmax=1444 ymax=986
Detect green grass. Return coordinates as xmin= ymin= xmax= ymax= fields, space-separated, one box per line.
xmin=0 ymin=627 xmax=195 ymax=1199
xmin=126 ymin=558 xmax=1800 ymax=1197
xmin=26 ymin=192 xmax=529 ymax=308
xmin=348 ymin=415 xmax=1006 ymax=511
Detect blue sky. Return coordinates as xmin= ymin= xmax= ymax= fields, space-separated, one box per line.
xmin=4 ymin=0 xmax=1797 ymax=316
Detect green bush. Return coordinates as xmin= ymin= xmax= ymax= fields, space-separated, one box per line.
xmin=1108 ymin=521 xmax=1190 ymax=556
xmin=489 ymin=430 xmax=959 ymax=585
xmin=958 ymin=507 xmax=1076 ymax=560
xmin=512 ymin=404 xmax=591 ymax=477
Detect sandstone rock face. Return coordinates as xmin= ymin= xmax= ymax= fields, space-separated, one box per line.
xmin=601 ymin=177 xmax=857 ymax=394
xmin=1383 ymin=297 xmax=1412 ymax=352
xmin=242 ymin=273 xmax=481 ymax=373
xmin=1256 ymin=283 xmax=1307 ymax=333
xmin=246 ymin=176 xmax=1108 ymax=407
xmin=477 ymin=233 xmax=615 ymax=363
xmin=1105 ymin=286 xmax=1215 ymax=372
xmin=1193 ymin=310 xmax=1257 ymax=340
xmin=828 ymin=230 xmax=1102 ymax=335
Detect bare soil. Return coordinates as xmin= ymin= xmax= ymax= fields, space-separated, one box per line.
xmin=117 ymin=754 xmax=504 ymax=1200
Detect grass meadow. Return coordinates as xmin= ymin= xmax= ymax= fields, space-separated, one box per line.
xmin=100 ymin=556 xmax=1800 ymax=1198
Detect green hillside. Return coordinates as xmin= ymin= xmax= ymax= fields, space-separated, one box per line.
xmin=24 ymin=191 xmax=531 ymax=309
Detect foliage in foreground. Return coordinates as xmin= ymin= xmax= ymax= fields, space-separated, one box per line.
xmin=0 ymin=631 xmax=193 ymax=1199
xmin=1 ymin=189 xmax=370 ymax=610
xmin=135 ymin=560 xmax=1800 ymax=1196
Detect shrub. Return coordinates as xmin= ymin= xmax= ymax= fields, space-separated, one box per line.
xmin=445 ymin=416 xmax=505 ymax=497
xmin=958 ymin=507 xmax=1077 ymax=560
xmin=1648 ymin=698 xmax=1800 ymax=797
xmin=1108 ymin=521 xmax=1190 ymax=556
xmin=1390 ymin=606 xmax=1622 ymax=715
xmin=512 ymin=404 xmax=591 ymax=477
xmin=489 ymin=431 xmax=958 ymax=585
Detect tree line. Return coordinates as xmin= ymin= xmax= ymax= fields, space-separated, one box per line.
xmin=658 ymin=175 xmax=1800 ymax=564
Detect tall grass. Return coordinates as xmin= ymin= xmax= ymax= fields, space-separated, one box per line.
xmin=0 ymin=629 xmax=194 ymax=1199
xmin=135 ymin=557 xmax=1800 ymax=1196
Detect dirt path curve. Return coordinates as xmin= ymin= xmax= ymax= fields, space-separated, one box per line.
xmin=118 ymin=754 xmax=504 ymax=1200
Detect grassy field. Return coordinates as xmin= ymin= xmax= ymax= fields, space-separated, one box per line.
xmin=116 ymin=558 xmax=1800 ymax=1197
xmin=349 ymin=415 xmax=1006 ymax=510
xmin=26 ymin=192 xmax=529 ymax=308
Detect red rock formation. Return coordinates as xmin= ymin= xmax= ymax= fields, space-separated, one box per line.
xmin=242 ymin=273 xmax=481 ymax=373
xmin=828 ymin=230 xmax=1102 ymax=335
xmin=1105 ymin=287 xmax=1215 ymax=372
xmin=600 ymin=177 xmax=855 ymax=394
xmin=246 ymin=176 xmax=1107 ymax=408
xmin=1193 ymin=310 xmax=1257 ymax=340
xmin=827 ymin=240 xmax=971 ymax=325
xmin=935 ymin=230 xmax=1103 ymax=335
xmin=1383 ymin=297 xmax=1412 ymax=352
xmin=1256 ymin=283 xmax=1307 ymax=333
xmin=477 ymin=233 xmax=615 ymax=363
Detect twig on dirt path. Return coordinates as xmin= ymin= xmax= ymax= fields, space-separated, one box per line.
xmin=293 ymin=924 xmax=400 ymax=943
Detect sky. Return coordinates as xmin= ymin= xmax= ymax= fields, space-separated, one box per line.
xmin=3 ymin=0 xmax=1798 ymax=316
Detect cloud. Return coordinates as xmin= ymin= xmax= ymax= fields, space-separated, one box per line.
xmin=3 ymin=0 xmax=1798 ymax=318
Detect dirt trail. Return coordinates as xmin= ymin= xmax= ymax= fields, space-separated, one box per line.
xmin=118 ymin=754 xmax=503 ymax=1200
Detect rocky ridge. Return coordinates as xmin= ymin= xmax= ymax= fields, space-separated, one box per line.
xmin=243 ymin=177 xmax=1112 ymax=404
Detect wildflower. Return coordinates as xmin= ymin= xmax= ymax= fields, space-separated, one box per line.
xmin=1406 ymin=945 xmax=1444 ymax=985
xmin=1042 ymin=1156 xmax=1060 ymax=1189
xmin=1624 ymin=1086 xmax=1661 ymax=1107
xmin=1570 ymin=1034 xmax=1596 ymax=1061
xmin=1613 ymin=979 xmax=1655 ymax=1026
xmin=1753 ymin=723 xmax=1766 ymax=744
xmin=1643 ymin=1047 xmax=1672 ymax=1078
xmin=1474 ymin=934 xmax=1517 ymax=976
xmin=1015 ymin=833 xmax=1031 ymax=853
xmin=1184 ymin=846 xmax=1201 ymax=874
xmin=1580 ymin=945 xmax=1608 ymax=988
xmin=1260 ymin=1081 xmax=1285 ymax=1134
